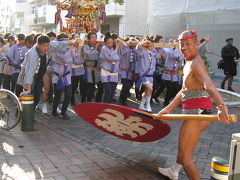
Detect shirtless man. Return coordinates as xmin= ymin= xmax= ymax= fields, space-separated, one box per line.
xmin=157 ymin=30 xmax=230 ymax=180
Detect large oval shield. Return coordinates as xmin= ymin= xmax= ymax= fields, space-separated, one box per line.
xmin=75 ymin=103 xmax=171 ymax=142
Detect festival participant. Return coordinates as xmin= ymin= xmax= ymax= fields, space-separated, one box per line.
xmin=198 ymin=35 xmax=210 ymax=55
xmin=18 ymin=35 xmax=50 ymax=108
xmin=47 ymin=32 xmax=57 ymax=41
xmin=5 ymin=34 xmax=26 ymax=97
xmin=99 ymin=32 xmax=122 ymax=103
xmin=118 ymin=37 xmax=138 ymax=106
xmin=221 ymin=38 xmax=239 ymax=92
xmin=152 ymin=35 xmax=167 ymax=104
xmin=3 ymin=35 xmax=15 ymax=90
xmin=51 ymin=33 xmax=74 ymax=119
xmin=18 ymin=34 xmax=80 ymax=113
xmin=0 ymin=37 xmax=8 ymax=88
xmin=71 ymin=34 xmax=86 ymax=105
xmin=22 ymin=35 xmax=34 ymax=57
xmin=83 ymin=32 xmax=103 ymax=102
xmin=161 ymin=41 xmax=184 ymax=106
xmin=137 ymin=40 xmax=156 ymax=112
xmin=41 ymin=33 xmax=55 ymax=114
xmin=157 ymin=30 xmax=230 ymax=180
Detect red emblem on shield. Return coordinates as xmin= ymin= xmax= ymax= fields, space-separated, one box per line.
xmin=75 ymin=103 xmax=171 ymax=142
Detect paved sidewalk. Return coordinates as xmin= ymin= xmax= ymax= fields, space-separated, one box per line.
xmin=0 ymin=123 xmax=165 ymax=180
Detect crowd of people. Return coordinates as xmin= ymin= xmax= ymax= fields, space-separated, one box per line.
xmin=0 ymin=31 xmax=206 ymax=119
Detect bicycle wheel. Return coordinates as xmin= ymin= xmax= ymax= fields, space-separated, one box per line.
xmin=0 ymin=89 xmax=21 ymax=130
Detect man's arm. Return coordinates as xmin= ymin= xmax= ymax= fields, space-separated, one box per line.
xmin=193 ymin=58 xmax=230 ymax=124
xmin=23 ymin=53 xmax=38 ymax=89
xmin=157 ymin=90 xmax=182 ymax=119
xmin=235 ymin=47 xmax=240 ymax=59
xmin=6 ymin=46 xmax=14 ymax=63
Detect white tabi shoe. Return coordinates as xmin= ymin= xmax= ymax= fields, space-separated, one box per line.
xmin=57 ymin=106 xmax=61 ymax=114
xmin=42 ymin=103 xmax=48 ymax=114
xmin=139 ymin=105 xmax=147 ymax=111
xmin=146 ymin=97 xmax=152 ymax=112
xmin=139 ymin=97 xmax=147 ymax=111
xmin=158 ymin=167 xmax=178 ymax=180
xmin=146 ymin=105 xmax=152 ymax=113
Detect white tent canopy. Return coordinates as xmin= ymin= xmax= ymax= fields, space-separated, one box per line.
xmin=147 ymin=0 xmax=240 ymax=76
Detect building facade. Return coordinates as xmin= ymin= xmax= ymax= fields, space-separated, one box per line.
xmin=104 ymin=0 xmax=149 ymax=38
xmin=27 ymin=0 xmax=57 ymax=34
xmin=148 ymin=0 xmax=240 ymax=76
xmin=0 ymin=0 xmax=15 ymax=34
xmin=13 ymin=0 xmax=31 ymax=34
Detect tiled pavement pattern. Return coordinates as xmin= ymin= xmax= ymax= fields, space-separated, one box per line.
xmin=0 ymin=123 xmax=163 ymax=180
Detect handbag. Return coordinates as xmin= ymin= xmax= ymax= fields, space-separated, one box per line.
xmin=217 ymin=59 xmax=224 ymax=70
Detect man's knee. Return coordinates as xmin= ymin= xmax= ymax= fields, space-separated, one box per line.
xmin=198 ymin=121 xmax=211 ymax=132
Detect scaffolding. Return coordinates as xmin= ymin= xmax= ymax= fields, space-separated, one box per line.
xmin=147 ymin=0 xmax=240 ymax=76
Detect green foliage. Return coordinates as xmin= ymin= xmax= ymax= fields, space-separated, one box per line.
xmin=97 ymin=0 xmax=124 ymax=5
xmin=113 ymin=0 xmax=124 ymax=5
xmin=200 ymin=54 xmax=211 ymax=70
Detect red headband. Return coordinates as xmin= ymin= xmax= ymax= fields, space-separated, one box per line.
xmin=179 ymin=29 xmax=198 ymax=41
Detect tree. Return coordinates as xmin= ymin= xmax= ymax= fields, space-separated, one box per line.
xmin=96 ymin=0 xmax=125 ymax=5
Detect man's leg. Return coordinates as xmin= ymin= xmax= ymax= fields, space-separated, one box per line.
xmin=71 ymin=76 xmax=79 ymax=105
xmin=102 ymin=82 xmax=111 ymax=103
xmin=79 ymin=75 xmax=87 ymax=103
xmin=119 ymin=79 xmax=129 ymax=105
xmin=33 ymin=78 xmax=44 ymax=109
xmin=48 ymin=81 xmax=54 ymax=104
xmin=0 ymin=74 xmax=4 ymax=88
xmin=177 ymin=120 xmax=211 ymax=180
xmin=144 ymin=83 xmax=153 ymax=112
xmin=96 ymin=82 xmax=103 ymax=103
xmin=227 ymin=75 xmax=234 ymax=91
xmin=110 ymin=82 xmax=118 ymax=104
xmin=42 ymin=73 xmax=51 ymax=113
xmin=87 ymin=83 xmax=95 ymax=102
xmin=42 ymin=73 xmax=51 ymax=103
xmin=61 ymin=85 xmax=72 ymax=119
xmin=11 ymin=73 xmax=17 ymax=93
xmin=123 ymin=79 xmax=133 ymax=105
xmin=164 ymin=80 xmax=172 ymax=106
xmin=153 ymin=76 xmax=166 ymax=99
xmin=221 ymin=75 xmax=230 ymax=89
xmin=3 ymin=75 xmax=11 ymax=90
xmin=52 ymin=84 xmax=62 ymax=115
xmin=171 ymin=81 xmax=180 ymax=100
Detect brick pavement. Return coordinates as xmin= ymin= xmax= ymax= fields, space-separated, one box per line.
xmin=0 ymin=123 xmax=164 ymax=180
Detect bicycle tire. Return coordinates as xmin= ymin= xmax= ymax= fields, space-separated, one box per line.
xmin=0 ymin=89 xmax=21 ymax=130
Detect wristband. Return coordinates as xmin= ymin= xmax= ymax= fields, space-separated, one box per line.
xmin=216 ymin=103 xmax=226 ymax=110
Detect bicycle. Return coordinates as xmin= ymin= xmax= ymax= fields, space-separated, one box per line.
xmin=0 ymin=89 xmax=21 ymax=130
